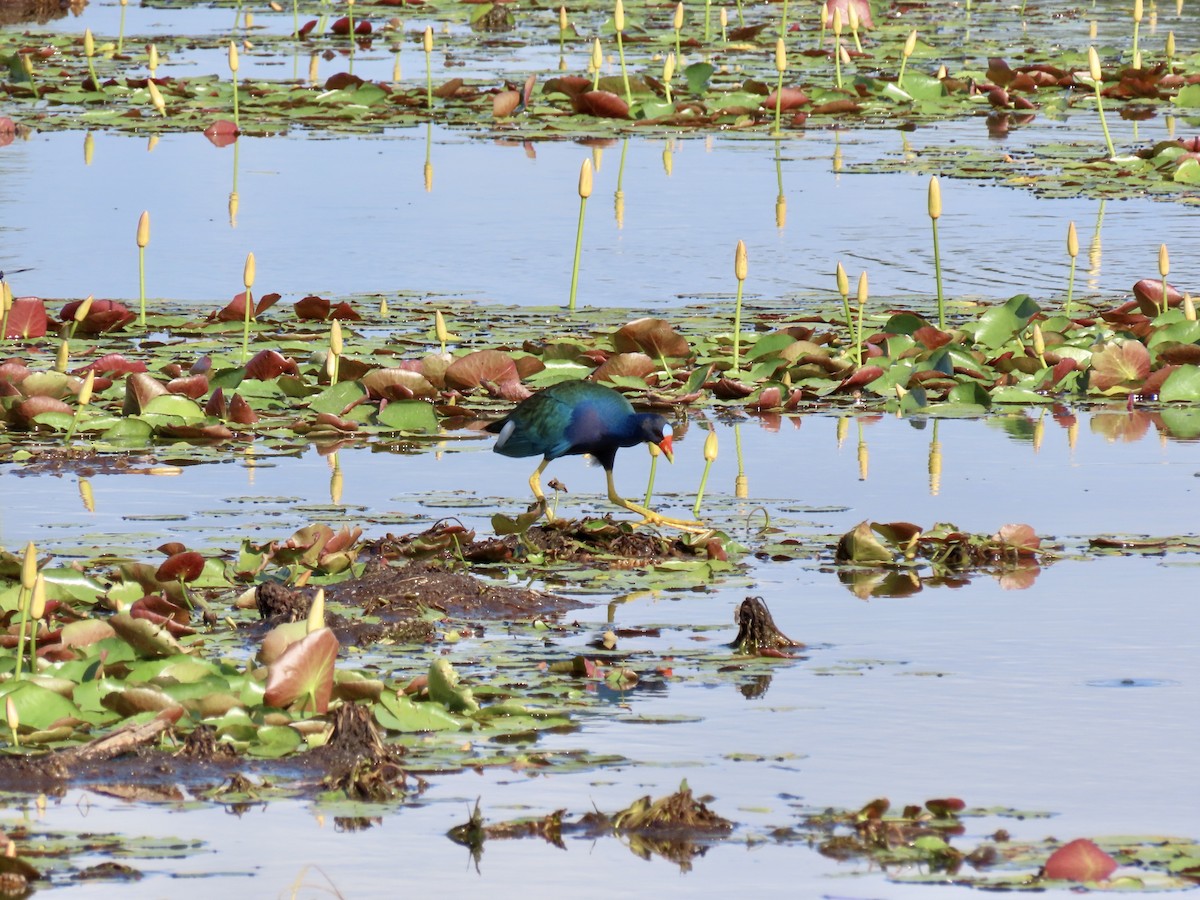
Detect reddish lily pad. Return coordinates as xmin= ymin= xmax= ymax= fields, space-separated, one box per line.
xmin=263 ymin=627 xmax=339 ymax=713
xmin=3 ymin=297 xmax=48 ymax=338
xmin=1044 ymin=838 xmax=1118 ymax=882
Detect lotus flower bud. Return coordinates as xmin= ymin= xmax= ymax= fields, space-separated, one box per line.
xmin=243 ymin=251 xmax=256 ymax=289
xmin=147 ymin=80 xmax=165 ymax=116
xmin=832 ymin=7 xmax=842 ymax=35
xmin=148 ymin=43 xmax=158 ymax=74
xmin=838 ymin=44 xmax=850 ymax=64
xmin=379 ymin=297 xmax=389 ymax=316
xmin=673 ymin=1 xmax=684 ymax=30
xmin=559 ymin=6 xmax=567 ymax=29
xmin=848 ymin=4 xmax=859 ymax=31
xmin=927 ymin=176 xmax=941 ymax=220
xmin=856 ymin=271 xmax=868 ymax=305
xmin=836 ymin=261 xmax=848 ymax=296
xmin=703 ymin=429 xmax=718 ymax=462
xmin=30 ymin=574 xmax=46 ymax=619
xmin=734 ymin=240 xmax=747 ymax=281
xmin=56 ymin=341 xmax=70 ymax=372
xmin=1133 ymin=0 xmax=1143 ymax=23
xmin=330 ymin=319 xmax=343 ymax=356
xmin=1167 ymin=31 xmax=1176 ymax=58
xmin=775 ymin=38 xmax=786 ymax=73
xmin=229 ymin=40 xmax=239 ymax=73
xmin=21 ymin=542 xmax=37 ymax=591
xmin=1159 ymin=243 xmax=1169 ymax=277
xmin=423 ymin=26 xmax=433 ymax=53
xmin=1088 ymin=46 xmax=1102 ymax=83
xmin=1032 ymin=323 xmax=1045 ymax=357
xmin=903 ymin=29 xmax=917 ymax=58
xmin=79 ymin=370 xmax=95 ymax=407
xmin=307 ymin=588 xmax=326 ymax=633
xmin=578 ymin=158 xmax=593 ymax=198
xmin=664 ymin=51 xmax=676 ymax=82
xmin=591 ymin=37 xmax=602 ymax=72
xmin=936 ymin=64 xmax=947 ymax=79
xmin=614 ymin=0 xmax=624 ymax=32
xmin=1184 ymin=294 xmax=1196 ymax=321
xmin=435 ymin=310 xmax=449 ymax=343
xmin=84 ymin=28 xmax=95 ymax=58
xmin=137 ymin=211 xmax=150 ymax=248
xmin=1067 ymin=221 xmax=1078 ymax=258
xmin=5 ymin=697 xmax=18 ymax=733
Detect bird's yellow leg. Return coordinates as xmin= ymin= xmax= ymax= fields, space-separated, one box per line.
xmin=606 ymin=470 xmax=709 ymax=533
xmin=529 ymin=460 xmax=553 ymax=521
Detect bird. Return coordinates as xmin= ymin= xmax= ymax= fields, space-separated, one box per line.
xmin=485 ymin=379 xmax=705 ymax=531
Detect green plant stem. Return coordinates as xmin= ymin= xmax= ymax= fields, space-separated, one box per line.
xmin=855 ymin=292 xmax=866 ymax=364
xmin=616 ymin=30 xmax=632 ymax=106
xmin=425 ymin=46 xmax=433 ymax=109
xmin=834 ymin=40 xmax=842 ymax=89
xmin=897 ymin=55 xmax=909 ymax=90
xmin=674 ymin=26 xmax=681 ymax=63
xmin=1065 ymin=256 xmax=1077 ymax=318
xmin=693 ymin=455 xmax=713 ymax=516
xmin=86 ymin=56 xmax=101 ymax=91
xmin=931 ymin=217 xmax=945 ymax=330
xmin=773 ymin=69 xmax=785 ymax=134
xmin=13 ymin=587 xmax=29 ymax=681
xmin=817 ymin=9 xmax=825 ymax=49
xmin=644 ymin=450 xmax=658 ymax=506
xmin=232 ymin=73 xmax=240 ymax=130
xmin=704 ymin=0 xmax=711 ymax=42
xmin=735 ymin=0 xmax=744 ymax=27
xmin=138 ymin=246 xmax=147 ymax=327
xmin=242 ymin=288 xmax=253 ymax=362
xmin=732 ymin=278 xmax=744 ymax=375
xmin=838 ymin=290 xmax=855 ymax=363
xmin=734 ymin=424 xmax=745 ymax=478
xmin=1094 ymin=84 xmax=1115 ymax=158
xmin=118 ymin=4 xmax=127 ymax=52
xmin=64 ymin=410 xmax=85 ymax=445
xmin=1161 ymin=274 xmax=1169 ymax=316
xmin=568 ymin=196 xmax=588 ymax=311
xmin=293 ymin=0 xmax=299 ymax=37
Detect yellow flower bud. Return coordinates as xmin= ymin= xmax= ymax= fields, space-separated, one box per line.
xmin=244 ymin=251 xmax=256 ymax=289
xmin=379 ymin=297 xmax=389 ymax=316
xmin=1032 ymin=322 xmax=1045 ymax=357
xmin=591 ymin=37 xmax=603 ymax=72
xmin=423 ymin=26 xmax=433 ymax=53
xmin=147 ymin=81 xmax=165 ymax=116
xmin=832 ymin=7 xmax=842 ymax=35
xmin=903 ymin=29 xmax=917 ymax=58
xmin=136 ymin=210 xmax=150 ymax=248
xmin=330 ymin=319 xmax=343 ymax=356
xmin=734 ymin=239 xmax=747 ymax=281
xmin=936 ymin=64 xmax=947 ymax=79
xmin=1088 ymin=46 xmax=1102 ymax=83
xmin=927 ymin=175 xmax=942 ymax=220
xmin=229 ymin=40 xmax=239 ymax=73
xmin=148 ymin=43 xmax=158 ymax=73
xmin=848 ymin=4 xmax=859 ymax=30
xmin=703 ymin=429 xmax=718 ymax=462
xmin=856 ymin=270 xmax=868 ymax=305
xmin=559 ymin=6 xmax=568 ymax=29
xmin=614 ymin=0 xmax=624 ymax=32
xmin=1184 ymin=294 xmax=1196 ymax=321
xmin=775 ymin=37 xmax=786 ymax=73
xmin=836 ymin=261 xmax=849 ymax=296
xmin=21 ymin=542 xmax=37 ymax=591
xmin=1159 ymin=243 xmax=1169 ymax=277
xmin=1133 ymin=0 xmax=1143 ymax=23
xmin=19 ymin=54 xmax=33 ymax=78
xmin=84 ymin=29 xmax=95 ymax=58
xmin=5 ymin=697 xmax=18 ymax=733
xmin=578 ymin=158 xmax=593 ymax=198
xmin=1067 ymin=221 xmax=1078 ymax=258
xmin=1167 ymin=31 xmax=1176 ymax=58
xmin=435 ymin=310 xmax=449 ymax=343
xmin=664 ymin=51 xmax=676 ymax=81
xmin=56 ymin=341 xmax=70 ymax=373
xmin=838 ymin=44 xmax=850 ymax=64
xmin=30 ymin=574 xmax=46 ymax=619
xmin=673 ymin=1 xmax=684 ymax=30
xmin=78 ymin=370 xmax=95 ymax=407
xmin=307 ymin=588 xmax=326 ymax=633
